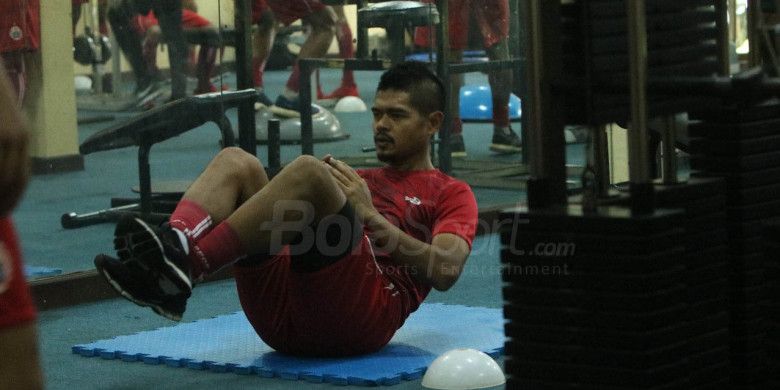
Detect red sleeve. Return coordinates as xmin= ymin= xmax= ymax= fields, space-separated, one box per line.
xmin=432 ymin=180 xmax=478 ymax=249
xmin=0 ymin=217 xmax=37 ymax=329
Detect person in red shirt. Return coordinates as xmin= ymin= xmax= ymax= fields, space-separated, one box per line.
xmin=0 ymin=0 xmax=39 ymax=103
xmin=415 ymin=0 xmax=520 ymax=157
xmin=0 ymin=60 xmax=43 ymax=389
xmin=95 ymin=61 xmax=478 ymax=356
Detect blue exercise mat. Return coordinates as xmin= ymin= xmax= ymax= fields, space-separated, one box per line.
xmin=72 ymin=303 xmax=504 ymax=386
xmin=24 ymin=265 xmax=62 ymax=278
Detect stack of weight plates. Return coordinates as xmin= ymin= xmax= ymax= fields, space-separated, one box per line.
xmin=689 ymin=101 xmax=780 ymax=387
xmin=762 ymin=220 xmax=780 ymax=389
xmin=648 ymin=178 xmax=731 ymax=388
xmin=559 ymin=0 xmax=720 ymax=125
xmin=500 ymin=205 xmax=697 ymax=389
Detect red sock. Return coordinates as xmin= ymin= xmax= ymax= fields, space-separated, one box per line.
xmin=492 ymin=101 xmax=510 ymax=128
xmin=188 ymin=221 xmax=245 ymax=279
xmin=252 ymin=57 xmax=265 ymax=88
xmin=285 ymin=61 xmax=301 ymax=92
xmin=169 ymin=199 xmax=213 ymax=243
xmin=337 ymin=21 xmax=355 ymax=87
xmin=168 ymin=200 xmax=245 ymax=278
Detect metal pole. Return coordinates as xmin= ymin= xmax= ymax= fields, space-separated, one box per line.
xmin=524 ymin=0 xmax=545 ymax=179
xmin=593 ymin=124 xmax=610 ymax=197
xmin=716 ymin=0 xmax=732 ymax=75
xmin=747 ymin=0 xmax=761 ymax=67
xmin=661 ymin=115 xmax=678 ymax=185
xmin=437 ymin=0 xmax=452 ymax=173
xmin=627 ymin=0 xmax=653 ymax=214
xmin=235 ymin=0 xmax=257 ymax=156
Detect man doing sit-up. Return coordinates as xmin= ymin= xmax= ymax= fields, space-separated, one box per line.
xmin=95 ymin=61 xmax=478 ymax=357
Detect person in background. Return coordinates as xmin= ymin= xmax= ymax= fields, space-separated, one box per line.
xmin=0 ymin=0 xmax=40 ymax=104
xmin=250 ymin=0 xmax=337 ymax=117
xmin=415 ymin=0 xmax=521 ymax=157
xmin=108 ymin=0 xmax=188 ymax=101
xmin=131 ymin=0 xmax=222 ymax=95
xmin=0 ymin=57 xmax=44 ymax=390
xmin=315 ymin=2 xmax=360 ymax=106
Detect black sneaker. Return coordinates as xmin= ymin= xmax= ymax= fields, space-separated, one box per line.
xmin=450 ymin=133 xmax=467 ymax=158
xmin=95 ymin=217 xmax=193 ymax=321
xmin=490 ymin=127 xmax=522 ymax=154
xmin=270 ymin=94 xmax=321 ymax=118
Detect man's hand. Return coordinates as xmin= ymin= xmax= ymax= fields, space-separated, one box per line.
xmin=323 ymin=155 xmax=377 ymax=223
xmin=0 ymin=74 xmax=30 ymax=218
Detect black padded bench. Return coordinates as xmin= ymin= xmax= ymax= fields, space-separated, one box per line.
xmin=63 ymin=89 xmax=257 ymax=229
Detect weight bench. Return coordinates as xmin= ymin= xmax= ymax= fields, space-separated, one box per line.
xmin=62 ymin=89 xmax=257 ymax=229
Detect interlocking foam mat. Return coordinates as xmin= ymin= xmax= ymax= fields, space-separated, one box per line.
xmin=72 ymin=303 xmax=504 ymax=386
xmin=24 ymin=265 xmax=62 ymax=278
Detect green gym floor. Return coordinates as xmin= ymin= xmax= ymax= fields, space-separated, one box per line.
xmin=16 ymin=69 xmax=586 ymax=389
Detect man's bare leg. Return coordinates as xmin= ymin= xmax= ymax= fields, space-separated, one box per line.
xmin=273 ymin=7 xmax=337 ymax=116
xmin=252 ymin=11 xmax=276 ymax=107
xmin=181 ymin=148 xmax=347 ymax=255
xmin=485 ymin=38 xmax=521 ymax=153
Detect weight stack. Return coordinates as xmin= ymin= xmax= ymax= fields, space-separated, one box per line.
xmin=600 ymin=178 xmax=731 ymax=388
xmin=762 ymin=221 xmax=780 ymax=389
xmin=500 ymin=206 xmax=694 ymax=389
xmin=559 ymin=0 xmax=720 ymax=125
xmin=688 ymin=101 xmax=780 ymax=387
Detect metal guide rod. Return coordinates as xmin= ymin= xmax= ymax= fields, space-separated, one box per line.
xmin=437 ymin=0 xmax=452 ymax=174
xmin=746 ymin=0 xmax=761 ymax=68
xmin=235 ymin=0 xmax=257 ymax=156
xmin=715 ymin=0 xmax=731 ymax=76
xmin=627 ymin=0 xmax=650 ymax=185
xmin=593 ymin=125 xmax=611 ymax=197
xmin=108 ymin=0 xmax=122 ymax=98
xmin=661 ymin=115 xmax=678 ymax=185
xmin=524 ymin=0 xmax=545 ymax=178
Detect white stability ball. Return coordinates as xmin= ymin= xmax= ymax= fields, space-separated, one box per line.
xmin=422 ymin=348 xmax=506 ymax=390
xmin=74 ymin=75 xmax=92 ymax=91
xmin=334 ymin=95 xmax=368 ymax=113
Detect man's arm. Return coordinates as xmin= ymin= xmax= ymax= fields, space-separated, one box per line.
xmin=0 ymin=60 xmax=30 ymax=218
xmin=0 ymin=323 xmax=44 ymax=390
xmin=324 ymin=156 xmax=471 ymax=291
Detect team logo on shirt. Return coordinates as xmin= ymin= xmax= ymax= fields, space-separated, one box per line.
xmin=404 ymin=196 xmax=421 ymax=205
xmin=8 ymin=25 xmax=23 ymax=41
xmin=0 ymin=242 xmax=12 ymax=295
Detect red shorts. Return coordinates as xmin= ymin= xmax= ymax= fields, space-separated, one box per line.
xmin=131 ymin=9 xmax=210 ymax=34
xmin=0 ymin=218 xmax=37 ymax=329
xmin=0 ymin=0 xmax=40 ymax=53
xmin=252 ymin=0 xmax=326 ymax=26
xmin=233 ymin=235 xmax=405 ymax=357
xmin=414 ymin=0 xmax=509 ymax=50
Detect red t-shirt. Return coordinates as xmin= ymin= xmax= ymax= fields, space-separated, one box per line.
xmin=0 ymin=0 xmax=40 ymax=53
xmin=234 ymin=166 xmax=478 ymax=355
xmin=0 ymin=217 xmax=36 ymax=329
xmin=358 ymin=167 xmax=478 ymax=316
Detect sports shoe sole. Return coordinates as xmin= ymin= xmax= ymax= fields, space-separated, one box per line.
xmin=95 ymin=254 xmax=183 ymax=321
xmin=490 ymin=143 xmax=522 ymax=154
xmin=115 ymin=217 xmax=193 ymax=295
xmin=269 ymin=104 xmax=302 ymax=118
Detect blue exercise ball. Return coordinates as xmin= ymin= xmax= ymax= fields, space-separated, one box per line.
xmin=459 ymin=84 xmax=521 ymax=122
